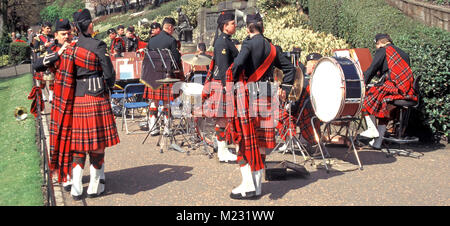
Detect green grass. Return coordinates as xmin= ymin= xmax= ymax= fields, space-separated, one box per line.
xmin=0 ymin=73 xmax=43 ymax=206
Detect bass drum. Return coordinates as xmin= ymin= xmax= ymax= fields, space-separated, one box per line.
xmin=310 ymin=57 xmax=365 ymax=122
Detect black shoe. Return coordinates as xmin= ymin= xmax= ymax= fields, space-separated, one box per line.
xmin=87 ymin=179 xmax=105 ymax=198
xmin=357 ymin=134 xmax=374 ymax=141
xmin=72 ymin=195 xmax=82 ymax=201
xmin=219 ymin=160 xmax=237 ymax=164
xmin=63 ymin=185 xmax=71 ymax=192
xmin=369 ymin=143 xmax=382 ymax=150
xmin=229 ymin=191 xmax=256 ymax=200
xmin=87 ymin=192 xmax=105 ymax=198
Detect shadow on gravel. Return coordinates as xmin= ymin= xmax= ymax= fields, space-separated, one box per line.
xmin=99 ymin=164 xmax=193 ymax=196
xmin=325 ymin=145 xmax=397 ymax=166
xmin=262 ymin=170 xmax=345 ymax=200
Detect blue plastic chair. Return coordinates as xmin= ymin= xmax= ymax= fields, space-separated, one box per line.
xmin=121 ymin=83 xmax=150 ymax=134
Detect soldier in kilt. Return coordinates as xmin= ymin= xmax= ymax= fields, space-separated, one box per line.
xmin=202 ymin=11 xmax=238 ymax=163
xmin=144 ymin=17 xmax=183 ymax=136
xmin=227 ymin=13 xmax=295 ymax=199
xmin=359 ymin=33 xmax=417 ymax=149
xmin=33 ymin=19 xmax=74 ymax=191
xmin=32 ymin=22 xmax=55 ymax=102
xmin=49 ymin=9 xmax=120 ymax=201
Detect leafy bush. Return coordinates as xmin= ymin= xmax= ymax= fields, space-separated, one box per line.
xmin=40 ymin=0 xmax=85 ymax=22
xmin=0 ymin=55 xmax=10 ymax=67
xmin=309 ymin=0 xmax=340 ymax=36
xmin=233 ymin=4 xmax=349 ymax=63
xmin=8 ymin=42 xmax=31 ymax=65
xmin=310 ymin=0 xmax=450 ymax=141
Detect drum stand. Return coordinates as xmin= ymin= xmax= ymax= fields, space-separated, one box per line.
xmin=177 ymin=115 xmax=214 ymax=158
xmin=142 ymin=99 xmax=187 ymax=154
xmin=273 ymin=100 xmax=312 ymax=164
xmin=311 ymin=116 xmax=364 ymax=173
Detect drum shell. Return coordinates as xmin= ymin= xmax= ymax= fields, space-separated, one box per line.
xmin=310 ymin=57 xmax=365 ymax=122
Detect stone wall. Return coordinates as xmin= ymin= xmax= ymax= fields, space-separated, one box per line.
xmin=195 ymin=0 xmax=257 ymax=48
xmin=385 ymin=0 xmax=450 ymax=31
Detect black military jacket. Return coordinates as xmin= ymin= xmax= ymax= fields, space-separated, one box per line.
xmin=232 ymin=34 xmax=294 ymax=94
xmin=124 ymin=36 xmax=138 ymax=52
xmin=32 ymin=42 xmax=62 ymax=72
xmin=76 ymin=35 xmax=116 ymax=89
xmin=110 ymin=37 xmax=125 ymax=57
xmin=147 ymin=30 xmax=181 ymax=65
xmin=213 ymin=32 xmax=239 ymax=85
xmin=32 ymin=34 xmax=55 ymax=54
xmin=364 ymin=44 xmax=411 ymax=85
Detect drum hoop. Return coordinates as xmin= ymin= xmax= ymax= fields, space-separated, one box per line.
xmin=340 ymin=57 xmax=365 ymax=117
xmin=310 ymin=57 xmax=346 ymax=122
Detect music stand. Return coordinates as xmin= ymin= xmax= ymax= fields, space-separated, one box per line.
xmin=141 ymin=48 xmax=186 ymax=155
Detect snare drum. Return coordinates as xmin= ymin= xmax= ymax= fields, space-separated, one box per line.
xmin=189 ymin=73 xmax=207 ymax=85
xmin=180 ymin=82 xmax=204 ymax=116
xmin=310 ymin=57 xmax=365 ymax=122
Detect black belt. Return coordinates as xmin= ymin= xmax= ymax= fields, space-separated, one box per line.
xmin=75 ymin=75 xmax=106 ymax=97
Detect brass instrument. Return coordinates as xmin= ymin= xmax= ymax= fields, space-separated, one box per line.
xmin=15 ymin=107 xmax=28 ymax=121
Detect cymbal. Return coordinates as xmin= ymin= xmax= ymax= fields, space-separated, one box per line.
xmin=288 ymin=67 xmax=304 ymax=101
xmin=156 ymin=77 xmax=180 ymax=84
xmin=181 ymin=54 xmax=211 ymax=66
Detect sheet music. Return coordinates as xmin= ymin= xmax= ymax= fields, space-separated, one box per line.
xmin=334 ymin=50 xmax=351 ymax=58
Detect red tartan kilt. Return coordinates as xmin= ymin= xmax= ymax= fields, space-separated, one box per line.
xmin=34 ymin=72 xmax=43 ymax=81
xmin=252 ymin=97 xmax=278 ymax=149
xmin=143 ymin=84 xmax=179 ymax=102
xmin=202 ymin=79 xmax=229 ymax=118
xmin=70 ymin=93 xmax=120 ymax=151
xmin=276 ymin=86 xmax=319 ymax=145
xmin=362 ymin=85 xmax=403 ymax=119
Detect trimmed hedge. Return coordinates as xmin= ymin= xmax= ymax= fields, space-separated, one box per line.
xmin=310 ymin=0 xmax=450 ymax=141
xmin=9 ymin=42 xmax=31 ymax=65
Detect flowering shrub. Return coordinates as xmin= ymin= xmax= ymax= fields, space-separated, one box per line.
xmin=233 ymin=5 xmax=349 ymax=63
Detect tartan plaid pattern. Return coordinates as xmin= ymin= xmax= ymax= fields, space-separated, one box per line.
xmin=70 ymin=93 xmax=120 ymax=151
xmin=71 ymin=151 xmax=105 ymax=169
xmin=215 ymin=126 xmax=226 ymax=141
xmin=277 ymin=85 xmax=319 ymax=145
xmin=362 ymin=46 xmax=417 ymax=118
xmin=73 ymin=46 xmax=103 ymax=71
xmin=28 ymin=86 xmax=44 ymax=117
xmin=225 ymin=44 xmax=278 ymax=171
xmin=202 ymin=79 xmax=229 ymax=118
xmin=111 ymin=37 xmax=125 ymax=54
xmin=34 ymin=71 xmax=43 ymax=81
xmin=202 ymin=60 xmax=234 ymax=118
xmin=49 ymin=42 xmax=77 ymax=183
xmin=227 ymin=72 xmax=265 ymax=171
xmin=49 ymin=42 xmax=119 ymax=183
xmin=143 ymin=84 xmax=176 ymax=102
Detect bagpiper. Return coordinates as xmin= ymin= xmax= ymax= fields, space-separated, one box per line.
xmin=32 ymin=22 xmax=55 ymax=102
xmin=49 ymin=9 xmax=120 ymax=201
